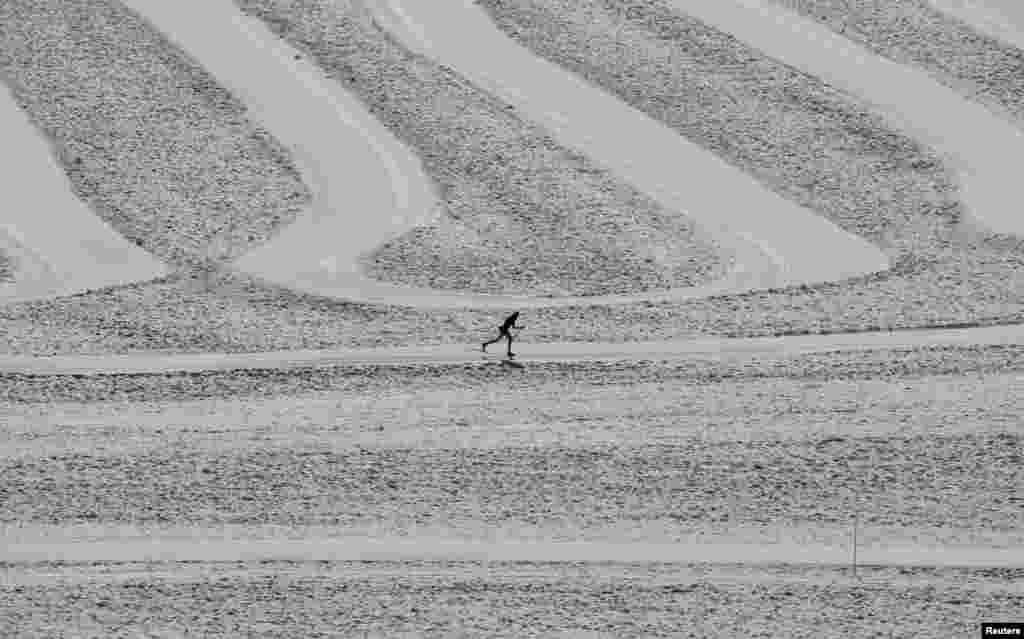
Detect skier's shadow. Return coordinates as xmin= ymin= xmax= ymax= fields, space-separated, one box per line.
xmin=499 ymin=359 xmax=525 ymax=369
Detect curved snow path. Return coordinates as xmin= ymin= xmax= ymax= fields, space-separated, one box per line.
xmin=120 ymin=0 xmax=441 ymax=286
xmin=362 ymin=0 xmax=888 ymax=296
xmin=2 ymin=323 xmax=1020 ymax=375
xmin=0 ymin=83 xmax=168 ymax=303
xmin=675 ymin=0 xmax=1024 ymax=238
xmin=927 ymin=0 xmax=1024 ymax=51
xmin=126 ymin=0 xmax=886 ymax=310
xmin=123 ymin=0 xmax=771 ymax=309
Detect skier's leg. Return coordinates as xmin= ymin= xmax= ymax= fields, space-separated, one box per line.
xmin=505 ymin=332 xmax=514 ymax=357
xmin=482 ymin=329 xmax=505 ymax=351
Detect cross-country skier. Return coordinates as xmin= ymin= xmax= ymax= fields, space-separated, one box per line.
xmin=482 ymin=311 xmax=522 ymax=358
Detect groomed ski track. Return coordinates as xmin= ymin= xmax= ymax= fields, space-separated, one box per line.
xmin=3 ymin=526 xmax=1019 ymax=568
xmin=1 ymin=322 xmax=1021 ymax=375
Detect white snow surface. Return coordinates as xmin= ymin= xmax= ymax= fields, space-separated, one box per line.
xmin=0 ymin=84 xmax=168 ymax=303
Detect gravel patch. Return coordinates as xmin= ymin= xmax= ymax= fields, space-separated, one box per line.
xmin=4 ymin=369 xmax=1021 ymax=454
xmin=0 ymin=561 xmax=1020 ymax=638
xmin=769 ymin=0 xmax=1024 ymax=124
xmin=0 ymin=249 xmax=12 ymax=282
xmin=0 ymin=0 xmax=310 ymax=270
xmin=0 ymin=271 xmax=437 ymax=356
xmin=3 ymin=434 xmax=1019 ymax=539
xmin=233 ymin=0 xmax=727 ymax=297
xmin=5 ymin=426 xmax=1021 ymax=547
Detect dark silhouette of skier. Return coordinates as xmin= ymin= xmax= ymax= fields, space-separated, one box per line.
xmin=482 ymin=311 xmax=522 ymax=357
